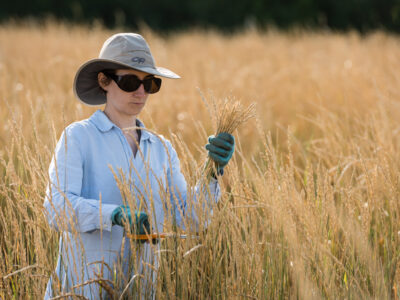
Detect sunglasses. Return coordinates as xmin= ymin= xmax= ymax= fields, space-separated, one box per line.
xmin=104 ymin=72 xmax=162 ymax=94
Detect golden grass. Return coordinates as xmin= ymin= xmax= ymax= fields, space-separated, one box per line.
xmin=1 ymin=21 xmax=400 ymax=299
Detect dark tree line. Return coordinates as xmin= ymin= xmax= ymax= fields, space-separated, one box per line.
xmin=1 ymin=0 xmax=400 ymax=32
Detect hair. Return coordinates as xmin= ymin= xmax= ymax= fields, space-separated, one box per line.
xmin=98 ymin=69 xmax=115 ymax=93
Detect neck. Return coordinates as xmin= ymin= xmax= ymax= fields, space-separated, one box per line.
xmin=103 ymin=106 xmax=137 ymax=130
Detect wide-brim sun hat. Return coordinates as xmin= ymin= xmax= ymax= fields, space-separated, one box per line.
xmin=73 ymin=33 xmax=180 ymax=106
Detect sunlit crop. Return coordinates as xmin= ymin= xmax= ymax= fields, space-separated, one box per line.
xmin=0 ymin=21 xmax=399 ymax=299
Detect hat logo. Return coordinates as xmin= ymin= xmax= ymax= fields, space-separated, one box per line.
xmin=132 ymin=57 xmax=145 ymax=64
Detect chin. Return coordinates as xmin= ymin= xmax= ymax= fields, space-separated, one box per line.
xmin=125 ymin=108 xmax=142 ymax=116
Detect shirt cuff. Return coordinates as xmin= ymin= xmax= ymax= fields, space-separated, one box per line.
xmin=209 ymin=177 xmax=220 ymax=203
xmin=209 ymin=176 xmax=218 ymax=185
xmin=101 ymin=203 xmax=119 ymax=231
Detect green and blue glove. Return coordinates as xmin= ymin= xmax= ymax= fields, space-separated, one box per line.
xmin=111 ymin=205 xmax=150 ymax=236
xmin=205 ymin=132 xmax=235 ymax=176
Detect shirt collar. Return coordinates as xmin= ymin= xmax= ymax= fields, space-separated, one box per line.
xmin=135 ymin=118 xmax=155 ymax=142
xmin=89 ymin=110 xmax=155 ymax=142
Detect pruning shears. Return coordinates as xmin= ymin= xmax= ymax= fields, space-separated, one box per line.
xmin=126 ymin=232 xmax=198 ymax=242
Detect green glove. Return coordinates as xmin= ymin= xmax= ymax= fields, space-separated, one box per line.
xmin=111 ymin=205 xmax=132 ymax=227
xmin=205 ymin=132 xmax=235 ymax=175
xmin=135 ymin=211 xmax=151 ymax=235
xmin=111 ymin=206 xmax=150 ymax=236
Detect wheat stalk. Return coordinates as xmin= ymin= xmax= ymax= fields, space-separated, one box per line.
xmin=199 ymin=90 xmax=256 ymax=179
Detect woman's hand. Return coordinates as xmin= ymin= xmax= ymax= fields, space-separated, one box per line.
xmin=111 ymin=206 xmax=150 ymax=237
xmin=111 ymin=205 xmax=132 ymax=227
xmin=206 ymin=132 xmax=235 ymax=175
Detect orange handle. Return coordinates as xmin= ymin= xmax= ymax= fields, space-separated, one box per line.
xmin=126 ymin=232 xmax=194 ymax=240
xmin=126 ymin=233 xmax=170 ymax=240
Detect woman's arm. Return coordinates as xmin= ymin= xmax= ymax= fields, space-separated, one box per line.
xmin=166 ymin=141 xmax=220 ymax=231
xmin=43 ymin=128 xmax=117 ymax=233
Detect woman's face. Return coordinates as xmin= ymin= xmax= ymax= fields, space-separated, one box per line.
xmin=99 ymin=68 xmax=151 ymax=117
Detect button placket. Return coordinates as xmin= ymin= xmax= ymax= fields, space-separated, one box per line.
xmin=116 ymin=127 xmax=147 ymax=203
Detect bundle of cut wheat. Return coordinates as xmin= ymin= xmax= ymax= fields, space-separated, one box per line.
xmin=200 ymin=92 xmax=256 ymax=179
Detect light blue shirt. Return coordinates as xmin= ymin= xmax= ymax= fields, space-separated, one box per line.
xmin=43 ymin=110 xmax=220 ymax=298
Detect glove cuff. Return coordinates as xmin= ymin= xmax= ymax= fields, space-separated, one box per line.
xmin=111 ymin=207 xmax=120 ymax=225
xmin=211 ymin=166 xmax=224 ymax=179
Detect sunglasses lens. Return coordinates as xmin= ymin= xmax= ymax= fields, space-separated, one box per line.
xmin=144 ymin=77 xmax=162 ymax=94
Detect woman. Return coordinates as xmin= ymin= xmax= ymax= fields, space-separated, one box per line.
xmin=43 ymin=33 xmax=235 ymax=299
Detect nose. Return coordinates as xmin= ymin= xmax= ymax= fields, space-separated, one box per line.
xmin=134 ymin=83 xmax=147 ymax=95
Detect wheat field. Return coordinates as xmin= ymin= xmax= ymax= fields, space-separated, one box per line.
xmin=0 ymin=21 xmax=400 ymax=299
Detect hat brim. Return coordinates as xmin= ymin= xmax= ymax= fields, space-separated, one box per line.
xmin=73 ymin=59 xmax=180 ymax=106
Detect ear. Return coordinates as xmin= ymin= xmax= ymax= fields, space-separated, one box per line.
xmin=98 ymin=72 xmax=109 ymax=91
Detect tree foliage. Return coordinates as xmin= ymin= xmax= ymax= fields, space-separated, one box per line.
xmin=1 ymin=0 xmax=400 ymax=32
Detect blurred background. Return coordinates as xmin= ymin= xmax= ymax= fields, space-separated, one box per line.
xmin=1 ymin=0 xmax=400 ymax=33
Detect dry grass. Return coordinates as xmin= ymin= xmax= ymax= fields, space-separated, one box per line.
xmin=1 ymin=20 xmax=400 ymax=299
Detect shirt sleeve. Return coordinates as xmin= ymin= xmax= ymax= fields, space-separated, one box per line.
xmin=43 ymin=128 xmax=117 ymax=233
xmin=166 ymin=141 xmax=221 ymax=231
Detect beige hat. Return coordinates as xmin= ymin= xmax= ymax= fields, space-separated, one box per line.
xmin=73 ymin=33 xmax=180 ymax=106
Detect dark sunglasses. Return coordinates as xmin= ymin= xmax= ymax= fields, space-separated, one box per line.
xmin=104 ymin=72 xmax=162 ymax=94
